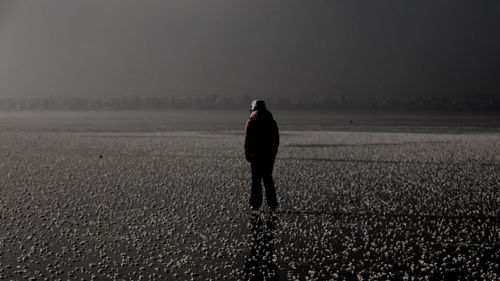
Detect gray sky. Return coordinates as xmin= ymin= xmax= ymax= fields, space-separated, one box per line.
xmin=0 ymin=0 xmax=499 ymax=98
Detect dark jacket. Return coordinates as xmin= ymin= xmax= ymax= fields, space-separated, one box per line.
xmin=244 ymin=109 xmax=279 ymax=161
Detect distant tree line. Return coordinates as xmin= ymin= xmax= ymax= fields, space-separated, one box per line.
xmin=0 ymin=95 xmax=499 ymax=112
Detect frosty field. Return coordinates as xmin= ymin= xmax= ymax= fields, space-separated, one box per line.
xmin=0 ymin=112 xmax=499 ymax=280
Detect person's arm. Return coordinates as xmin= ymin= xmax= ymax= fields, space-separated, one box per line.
xmin=272 ymin=119 xmax=279 ymax=155
xmin=244 ymin=117 xmax=254 ymax=162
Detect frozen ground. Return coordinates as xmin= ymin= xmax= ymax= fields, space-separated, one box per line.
xmin=0 ymin=112 xmax=499 ymax=280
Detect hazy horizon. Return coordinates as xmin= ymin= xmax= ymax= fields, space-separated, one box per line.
xmin=1 ymin=0 xmax=499 ymax=100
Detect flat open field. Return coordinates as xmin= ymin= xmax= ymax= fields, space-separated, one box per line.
xmin=0 ymin=111 xmax=499 ymax=280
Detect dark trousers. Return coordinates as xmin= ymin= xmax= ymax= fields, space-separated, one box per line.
xmin=250 ymin=157 xmax=277 ymax=210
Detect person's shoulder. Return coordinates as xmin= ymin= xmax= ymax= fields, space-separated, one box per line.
xmin=263 ymin=109 xmax=275 ymax=121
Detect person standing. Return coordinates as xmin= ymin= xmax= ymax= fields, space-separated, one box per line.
xmin=244 ymin=100 xmax=279 ymax=212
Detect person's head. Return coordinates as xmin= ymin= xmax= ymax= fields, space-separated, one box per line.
xmin=250 ymin=100 xmax=266 ymax=112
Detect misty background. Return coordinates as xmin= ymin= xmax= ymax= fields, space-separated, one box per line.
xmin=0 ymin=0 xmax=499 ymax=111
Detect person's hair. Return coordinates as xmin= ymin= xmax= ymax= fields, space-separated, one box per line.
xmin=250 ymin=100 xmax=266 ymax=111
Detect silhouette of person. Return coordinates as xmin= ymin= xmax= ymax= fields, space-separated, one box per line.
xmin=244 ymin=100 xmax=279 ymax=211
